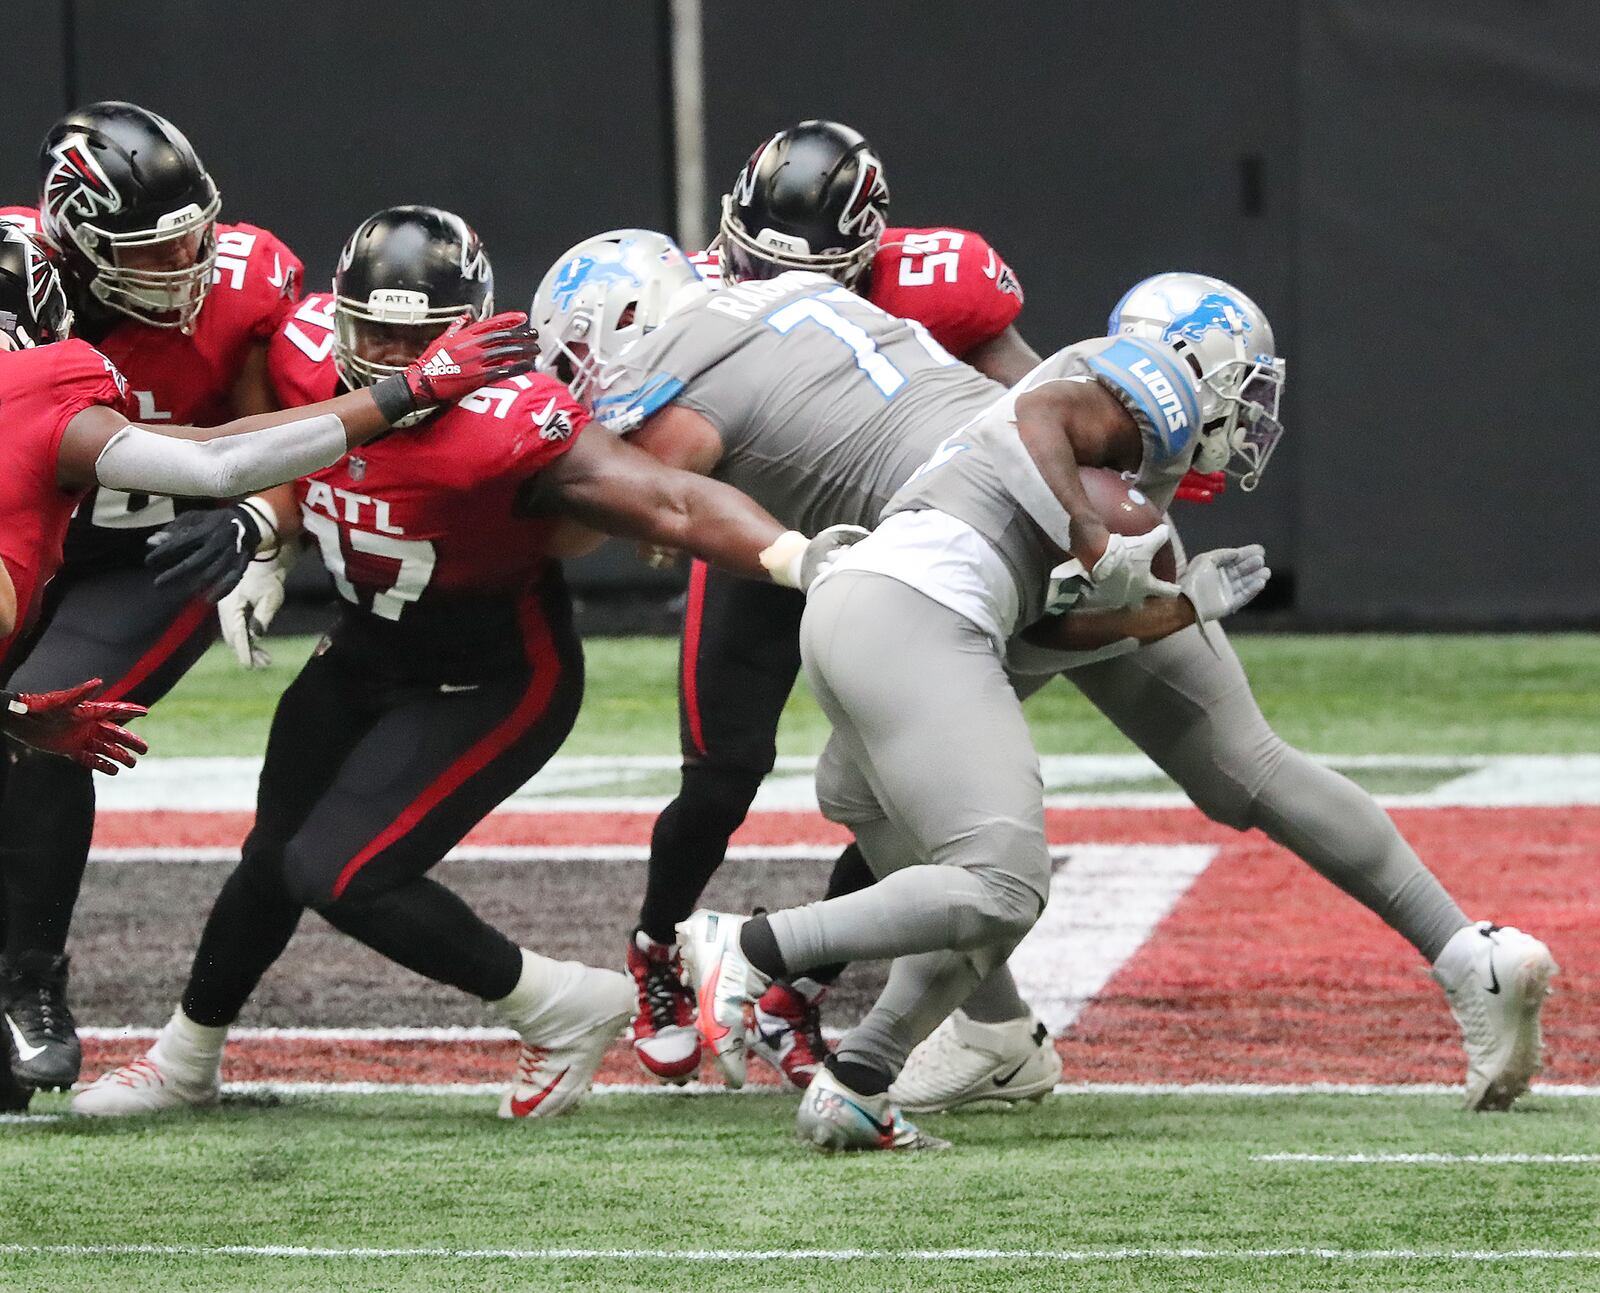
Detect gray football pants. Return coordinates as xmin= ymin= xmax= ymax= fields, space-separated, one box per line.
xmin=960 ymin=620 xmax=1472 ymax=1025
xmin=771 ymin=571 xmax=1051 ymax=1078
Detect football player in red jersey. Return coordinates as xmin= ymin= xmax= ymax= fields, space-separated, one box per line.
xmin=73 ymin=207 xmax=829 ymax=1120
xmin=0 ymin=100 xmax=313 ymax=1091
xmin=0 ymin=217 xmax=542 ymax=1096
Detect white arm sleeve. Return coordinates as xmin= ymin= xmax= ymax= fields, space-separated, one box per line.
xmin=93 ymin=415 xmax=348 ymax=499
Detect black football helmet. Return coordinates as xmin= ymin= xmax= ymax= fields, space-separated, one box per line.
xmin=38 ymin=101 xmax=221 ymax=332
xmin=332 ymin=205 xmax=494 ymax=392
xmin=717 ymin=120 xmax=890 ymax=286
xmin=0 ymin=221 xmax=73 ymax=351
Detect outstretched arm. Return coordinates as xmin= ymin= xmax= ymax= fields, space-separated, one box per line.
xmin=55 ymin=313 xmax=538 ymax=495
xmin=963 ymin=324 xmax=1042 ymax=388
xmin=524 ymin=425 xmax=783 ymax=582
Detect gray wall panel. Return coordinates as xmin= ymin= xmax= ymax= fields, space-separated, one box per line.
xmin=1295 ymin=1 xmax=1600 ymax=624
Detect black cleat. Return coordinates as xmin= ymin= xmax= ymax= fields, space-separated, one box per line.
xmin=1 ymin=952 xmax=82 ymax=1091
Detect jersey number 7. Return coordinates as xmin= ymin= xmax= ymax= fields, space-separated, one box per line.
xmin=765 ymin=286 xmax=954 ymax=401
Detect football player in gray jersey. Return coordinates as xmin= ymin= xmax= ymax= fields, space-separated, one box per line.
xmin=535 ymin=234 xmax=1271 ymax=1148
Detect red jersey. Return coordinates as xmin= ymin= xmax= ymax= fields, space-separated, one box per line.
xmin=690 ymin=225 xmax=1023 ymax=360
xmin=0 ymin=207 xmax=303 ymax=564
xmin=0 ymin=339 xmax=137 ymax=669
xmin=272 ymin=294 xmax=586 ymax=627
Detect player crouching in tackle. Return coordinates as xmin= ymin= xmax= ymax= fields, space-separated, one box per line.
xmin=74 ymin=208 xmax=824 ymax=1120
xmin=0 ymin=223 xmax=531 ymax=1105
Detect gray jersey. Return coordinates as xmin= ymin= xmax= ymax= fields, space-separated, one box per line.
xmin=594 ymin=271 xmax=1004 ymax=535
xmin=882 ymin=334 xmax=1203 ymax=626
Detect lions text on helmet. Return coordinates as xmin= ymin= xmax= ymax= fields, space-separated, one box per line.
xmin=1109 ymin=271 xmax=1285 ymax=491
xmin=529 ymin=229 xmax=707 ymax=405
xmin=37 ymin=102 xmax=222 ymax=333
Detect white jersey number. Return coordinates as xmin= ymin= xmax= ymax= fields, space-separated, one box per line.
xmin=897 ymin=231 xmax=964 ymax=286
xmin=301 ymin=509 xmax=437 ymax=622
xmin=765 ymin=287 xmax=953 ymax=401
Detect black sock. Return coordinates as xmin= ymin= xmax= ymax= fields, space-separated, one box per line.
xmin=0 ymin=745 xmax=96 ymax=958
xmin=638 ymin=766 xmax=764 ymax=944
xmin=807 ymin=842 xmax=875 ymax=985
xmin=739 ymin=914 xmax=788 ymax=980
xmin=827 ymin=1054 xmax=891 ymax=1096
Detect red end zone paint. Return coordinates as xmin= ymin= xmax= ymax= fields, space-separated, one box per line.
xmin=85 ymin=806 xmax=1598 ymax=1089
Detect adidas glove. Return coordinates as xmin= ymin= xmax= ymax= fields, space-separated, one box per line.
xmin=372 ymin=311 xmax=540 ymax=421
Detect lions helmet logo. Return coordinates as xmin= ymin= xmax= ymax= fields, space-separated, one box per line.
xmin=1161 ymin=292 xmax=1250 ymax=345
xmin=838 ymin=150 xmax=889 ymax=240
xmin=549 ymin=251 xmax=639 ymax=311
xmin=42 ymin=133 xmax=122 ymax=237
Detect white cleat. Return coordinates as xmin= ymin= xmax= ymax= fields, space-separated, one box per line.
xmin=1432 ymin=921 xmax=1558 ymax=1112
xmin=796 ymin=1065 xmax=950 ymax=1152
xmin=72 ymin=1050 xmax=220 ymax=1117
xmin=675 ymin=910 xmax=770 ymax=1089
xmin=891 ymin=1010 xmax=1062 ymax=1113
xmin=494 ymin=954 xmax=634 ymax=1120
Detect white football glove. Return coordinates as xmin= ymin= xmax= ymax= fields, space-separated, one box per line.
xmin=217 ymin=549 xmax=292 ymax=669
xmin=1178 ymin=544 xmax=1270 ymax=622
xmin=1085 ymin=525 xmax=1180 ymax=609
xmin=759 ymin=525 xmax=870 ymax=591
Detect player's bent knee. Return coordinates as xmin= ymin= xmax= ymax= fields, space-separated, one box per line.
xmin=278 ymin=839 xmax=346 ymax=912
xmin=1170 ymin=729 xmax=1292 ymax=832
xmin=674 ymin=762 xmax=767 ymax=832
xmin=948 ymin=862 xmax=1047 ymax=948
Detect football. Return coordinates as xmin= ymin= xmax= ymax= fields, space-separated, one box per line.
xmin=1077 ymin=466 xmax=1177 ymax=582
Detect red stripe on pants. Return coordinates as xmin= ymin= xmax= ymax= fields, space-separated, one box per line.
xmin=100 ymin=596 xmax=213 ymax=703
xmin=681 ymin=559 xmax=708 ymax=757
xmin=330 ymin=596 xmax=562 ymax=900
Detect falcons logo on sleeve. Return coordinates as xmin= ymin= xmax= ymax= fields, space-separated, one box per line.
xmin=43 ymin=134 xmax=121 ymax=233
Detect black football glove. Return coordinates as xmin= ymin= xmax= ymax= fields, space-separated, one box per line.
xmin=144 ymin=504 xmax=266 ymax=603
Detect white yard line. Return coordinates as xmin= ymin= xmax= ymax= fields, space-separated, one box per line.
xmin=1012 ymin=845 xmax=1218 ymax=1034
xmin=1 ymin=1242 xmax=1597 ymax=1264
xmin=1256 ymin=1152 xmax=1600 ymax=1164
xmin=88 ymin=753 xmax=1600 ymax=813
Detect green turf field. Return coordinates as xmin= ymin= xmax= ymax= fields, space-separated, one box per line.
xmin=5 ymin=1093 xmax=1598 ymax=1291
xmin=141 ymin=631 xmax=1600 ymax=758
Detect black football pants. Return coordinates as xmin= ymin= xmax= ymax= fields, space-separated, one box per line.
xmin=638 ymin=561 xmax=873 ymax=959
xmin=181 ymin=584 xmax=584 ymax=1026
xmin=0 ymin=562 xmax=217 ymax=960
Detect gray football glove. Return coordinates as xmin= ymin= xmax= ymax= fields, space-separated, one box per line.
xmin=1179 ymin=544 xmax=1271 ymax=622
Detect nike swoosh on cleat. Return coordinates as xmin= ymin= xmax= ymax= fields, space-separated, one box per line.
xmin=1486 ymin=950 xmax=1502 ymax=995
xmin=836 ymin=1093 xmax=897 ymax=1140
xmin=5 ymin=1016 xmax=46 ymax=1063
xmin=992 ymin=1061 xmax=1030 ymax=1088
xmin=507 ymin=1066 xmax=570 ymax=1117
xmin=698 ymin=960 xmax=731 ymax=1044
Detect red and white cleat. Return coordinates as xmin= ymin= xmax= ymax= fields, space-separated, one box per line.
xmin=625 ymin=929 xmax=702 ymax=1084
xmin=749 ymin=978 xmax=833 ymax=1090
xmin=493 ymin=951 xmax=634 ymax=1120
xmin=675 ymin=910 xmax=770 ymax=1089
xmin=72 ymin=1051 xmax=220 ymax=1117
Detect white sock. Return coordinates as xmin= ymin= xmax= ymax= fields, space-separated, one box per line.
xmin=953 ymin=1010 xmax=1035 ymax=1050
xmin=487 ymin=949 xmax=562 ymax=1026
xmin=153 ymin=1008 xmax=227 ymax=1075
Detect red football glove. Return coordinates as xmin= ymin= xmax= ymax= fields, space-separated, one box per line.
xmin=1 ymin=679 xmax=149 ymax=775
xmin=1174 ymin=469 xmax=1227 ymax=504
xmin=401 ymin=311 xmax=540 ymax=407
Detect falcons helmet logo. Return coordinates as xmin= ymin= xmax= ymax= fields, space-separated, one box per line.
xmin=837 ymin=151 xmax=889 ymax=239
xmin=43 ymin=133 xmax=122 ymax=236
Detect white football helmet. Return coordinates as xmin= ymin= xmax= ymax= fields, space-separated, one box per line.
xmin=1108 ymin=272 xmax=1285 ymax=490
xmin=530 ymin=229 xmax=707 ymax=404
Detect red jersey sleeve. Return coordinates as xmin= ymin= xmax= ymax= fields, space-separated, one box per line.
xmin=44 ymin=339 xmax=138 ymax=454
xmin=211 ymin=223 xmax=304 ymax=341
xmin=688 ymin=246 xmax=724 ymax=286
xmin=463 ymin=374 xmax=588 ymax=481
xmin=267 ymin=293 xmax=340 ymax=407
xmin=868 ymin=227 xmax=1025 ymax=359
